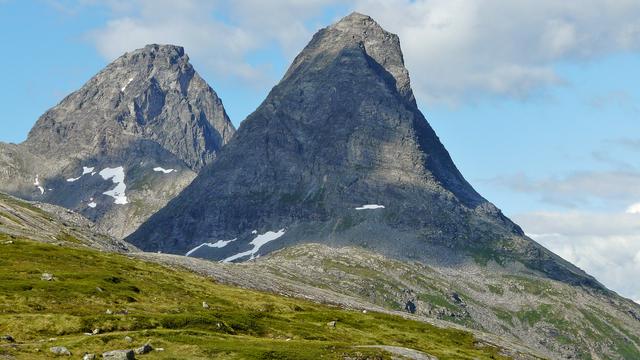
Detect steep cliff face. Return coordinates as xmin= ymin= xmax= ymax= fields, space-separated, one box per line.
xmin=0 ymin=44 xmax=235 ymax=238
xmin=127 ymin=14 xmax=595 ymax=288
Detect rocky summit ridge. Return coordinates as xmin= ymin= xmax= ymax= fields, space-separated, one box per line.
xmin=128 ymin=13 xmax=596 ymax=290
xmin=0 ymin=44 xmax=235 ymax=238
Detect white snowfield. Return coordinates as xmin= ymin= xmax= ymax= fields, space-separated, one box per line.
xmin=223 ymin=229 xmax=286 ymax=263
xmin=67 ymin=166 xmax=95 ymax=182
xmin=355 ymin=204 xmax=385 ymax=210
xmin=87 ymin=202 xmax=97 ymax=208
xmin=33 ymin=175 xmax=44 ymax=194
xmin=185 ymin=238 xmax=237 ymax=257
xmin=153 ymin=167 xmax=175 ymax=174
xmin=99 ymin=166 xmax=128 ymax=205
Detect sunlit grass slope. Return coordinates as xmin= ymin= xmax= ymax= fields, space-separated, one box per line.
xmin=0 ymin=236 xmax=510 ymax=359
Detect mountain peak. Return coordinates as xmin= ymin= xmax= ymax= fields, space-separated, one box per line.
xmin=112 ymin=44 xmax=188 ymax=70
xmin=129 ymin=13 xmax=596 ymax=289
xmin=331 ymin=12 xmax=378 ymax=32
xmin=4 ymin=45 xmax=235 ymax=238
xmin=128 ymin=44 xmax=185 ymax=59
xmin=285 ymin=13 xmax=414 ymax=104
xmin=24 ymin=43 xmax=234 ymax=172
xmin=141 ymin=43 xmax=184 ymax=53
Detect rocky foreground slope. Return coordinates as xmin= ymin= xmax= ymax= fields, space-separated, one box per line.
xmin=0 ymin=44 xmax=235 ymax=238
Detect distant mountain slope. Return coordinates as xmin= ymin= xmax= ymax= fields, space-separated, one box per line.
xmin=0 ymin=192 xmax=132 ymax=252
xmin=0 ymin=44 xmax=235 ymax=238
xmin=128 ymin=14 xmax=595 ymax=289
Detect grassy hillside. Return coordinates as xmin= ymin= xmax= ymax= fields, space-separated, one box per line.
xmin=0 ymin=236 xmax=515 ymax=360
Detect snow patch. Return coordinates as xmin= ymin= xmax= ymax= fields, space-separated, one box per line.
xmin=99 ymin=167 xmax=128 ymax=205
xmin=88 ymin=202 xmax=97 ymax=208
xmin=185 ymin=238 xmax=237 ymax=257
xmin=251 ymin=230 xmax=258 ymax=234
xmin=355 ymin=204 xmax=385 ymax=210
xmin=33 ymin=175 xmax=44 ymax=194
xmin=121 ymin=77 xmax=134 ymax=92
xmin=153 ymin=167 xmax=175 ymax=174
xmin=67 ymin=166 xmax=96 ymax=182
xmin=223 ymin=229 xmax=286 ymax=263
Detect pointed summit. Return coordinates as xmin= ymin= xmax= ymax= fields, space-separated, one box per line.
xmin=24 ymin=44 xmax=234 ymax=171
xmin=0 ymin=44 xmax=235 ymax=238
xmin=129 ymin=14 xmax=597 ymax=289
xmin=120 ymin=44 xmax=187 ymax=64
xmin=285 ymin=12 xmax=414 ymax=104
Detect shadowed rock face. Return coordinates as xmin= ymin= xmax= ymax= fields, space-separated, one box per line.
xmin=0 ymin=44 xmax=235 ymax=238
xmin=128 ymin=13 xmax=598 ymax=288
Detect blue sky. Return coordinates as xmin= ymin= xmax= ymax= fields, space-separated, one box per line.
xmin=1 ymin=0 xmax=639 ymax=301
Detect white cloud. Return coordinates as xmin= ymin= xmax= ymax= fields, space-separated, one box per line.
xmin=517 ymin=210 xmax=640 ymax=301
xmin=86 ymin=0 xmax=265 ymax=84
xmin=627 ymin=203 xmax=640 ymax=214
xmin=84 ymin=0 xmax=343 ymax=86
xmin=64 ymin=0 xmax=640 ymax=103
xmin=489 ymin=171 xmax=640 ymax=207
xmin=352 ymin=0 xmax=640 ymax=103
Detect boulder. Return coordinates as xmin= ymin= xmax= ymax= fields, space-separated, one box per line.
xmin=102 ymin=349 xmax=135 ymax=360
xmin=405 ymin=300 xmax=417 ymax=314
xmin=134 ymin=343 xmax=153 ymax=355
xmin=0 ymin=335 xmax=14 ymax=342
xmin=41 ymin=273 xmax=54 ymax=281
xmin=49 ymin=346 xmax=71 ymax=356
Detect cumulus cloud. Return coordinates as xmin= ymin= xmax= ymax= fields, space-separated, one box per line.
xmin=56 ymin=0 xmax=640 ymax=103
xmin=85 ymin=1 xmax=261 ymax=84
xmin=627 ymin=203 xmax=640 ymax=214
xmin=352 ymin=0 xmax=640 ymax=103
xmin=83 ymin=0 xmax=343 ymax=86
xmin=517 ymin=210 xmax=640 ymax=301
xmin=489 ymin=171 xmax=640 ymax=207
